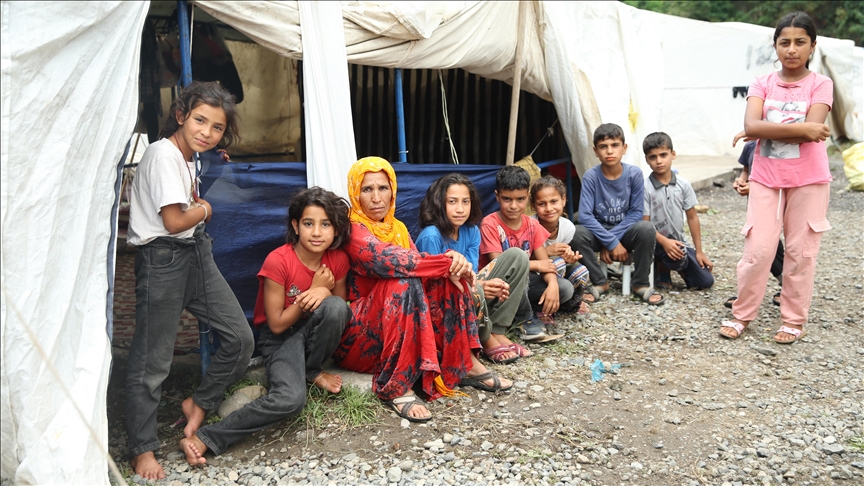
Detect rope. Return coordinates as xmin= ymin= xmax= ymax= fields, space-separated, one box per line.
xmin=529 ymin=118 xmax=559 ymax=157
xmin=438 ymin=70 xmax=459 ymax=165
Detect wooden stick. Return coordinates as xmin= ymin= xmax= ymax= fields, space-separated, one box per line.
xmin=505 ymin=0 xmax=528 ymax=166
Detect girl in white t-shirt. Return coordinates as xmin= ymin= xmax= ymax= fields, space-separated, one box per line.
xmin=126 ymin=81 xmax=253 ymax=480
xmin=720 ymin=11 xmax=833 ymax=344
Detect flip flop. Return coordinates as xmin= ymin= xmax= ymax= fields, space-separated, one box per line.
xmin=772 ymin=292 xmax=781 ymax=306
xmin=774 ymin=325 xmax=806 ymax=344
xmin=724 ymin=296 xmax=737 ymax=309
xmin=481 ymin=344 xmax=519 ymax=364
xmin=458 ymin=371 xmax=512 ymax=392
xmin=383 ymin=395 xmax=432 ymax=423
xmin=582 ymin=284 xmax=608 ymax=304
xmin=719 ymin=320 xmax=748 ymax=339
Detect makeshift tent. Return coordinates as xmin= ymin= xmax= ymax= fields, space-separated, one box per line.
xmin=2 ymin=1 xmax=862 ymax=484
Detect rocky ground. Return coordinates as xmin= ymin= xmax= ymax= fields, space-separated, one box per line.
xmin=103 ymin=153 xmax=862 ymax=486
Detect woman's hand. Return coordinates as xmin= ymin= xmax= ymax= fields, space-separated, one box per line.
xmin=444 ymin=250 xmax=472 ymax=278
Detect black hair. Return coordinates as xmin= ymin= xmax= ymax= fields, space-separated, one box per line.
xmin=530 ymin=175 xmax=567 ymax=204
xmin=418 ymin=173 xmax=483 ymax=238
xmin=159 ymin=81 xmax=240 ymax=149
xmin=774 ymin=11 xmax=817 ymax=69
xmin=593 ymin=123 xmax=625 ymax=147
xmin=495 ymin=165 xmax=531 ymax=192
xmin=642 ymin=132 xmax=674 ymax=154
xmin=285 ymin=187 xmax=351 ymax=249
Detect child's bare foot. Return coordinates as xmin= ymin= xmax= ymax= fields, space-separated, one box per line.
xmin=130 ymin=452 xmax=166 ymax=480
xmin=481 ymin=334 xmax=518 ymax=362
xmin=182 ymin=397 xmax=206 ymax=438
xmin=311 ymin=371 xmax=342 ymax=393
xmin=491 ymin=333 xmax=533 ymax=357
xmin=179 ymin=435 xmax=208 ymax=466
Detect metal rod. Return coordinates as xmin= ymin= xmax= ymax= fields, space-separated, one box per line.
xmin=505 ymin=0 xmax=527 ymax=166
xmin=177 ymin=0 xmax=193 ymax=88
xmin=395 ymin=68 xmax=408 ymax=162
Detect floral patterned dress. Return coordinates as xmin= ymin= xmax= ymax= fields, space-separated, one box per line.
xmin=333 ymin=224 xmax=479 ymax=401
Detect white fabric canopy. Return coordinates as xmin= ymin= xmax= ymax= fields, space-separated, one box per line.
xmin=1 ymin=2 xmax=147 ymax=484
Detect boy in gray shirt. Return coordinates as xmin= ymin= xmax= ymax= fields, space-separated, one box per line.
xmin=642 ymin=132 xmax=714 ymax=290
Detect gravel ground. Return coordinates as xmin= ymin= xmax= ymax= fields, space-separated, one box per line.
xmin=90 ymin=153 xmax=863 ymax=485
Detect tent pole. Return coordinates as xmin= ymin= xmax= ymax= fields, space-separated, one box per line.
xmin=505 ymin=0 xmax=527 ymax=166
xmin=178 ymin=0 xmax=211 ymax=376
xmin=395 ymin=68 xmax=408 ymax=162
xmin=177 ymin=0 xmax=193 ymax=88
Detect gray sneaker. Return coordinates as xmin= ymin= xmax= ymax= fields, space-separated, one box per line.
xmin=520 ymin=318 xmax=547 ymax=341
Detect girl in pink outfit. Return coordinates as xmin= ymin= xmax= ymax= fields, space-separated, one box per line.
xmin=720 ymin=11 xmax=833 ymax=344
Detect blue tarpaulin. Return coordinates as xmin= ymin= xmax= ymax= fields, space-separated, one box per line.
xmin=199 ymin=151 xmax=506 ymax=321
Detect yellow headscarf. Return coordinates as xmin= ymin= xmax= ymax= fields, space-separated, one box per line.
xmin=347 ymin=157 xmax=412 ymax=249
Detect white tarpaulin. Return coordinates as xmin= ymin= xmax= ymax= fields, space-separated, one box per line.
xmin=0 ymin=1 xmax=147 ymax=484
xmin=298 ymin=1 xmax=357 ymax=200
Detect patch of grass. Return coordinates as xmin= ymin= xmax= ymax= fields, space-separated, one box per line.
xmin=291 ymin=384 xmax=381 ymax=432
xmin=206 ymin=413 xmax=223 ymax=425
xmin=849 ymin=436 xmax=864 ymax=452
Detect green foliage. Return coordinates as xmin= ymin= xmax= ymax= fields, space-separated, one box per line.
xmin=623 ymin=1 xmax=864 ymax=46
xmin=291 ymin=384 xmax=381 ymax=431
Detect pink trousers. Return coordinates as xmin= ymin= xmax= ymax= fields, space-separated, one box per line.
xmin=733 ymin=181 xmax=831 ymax=326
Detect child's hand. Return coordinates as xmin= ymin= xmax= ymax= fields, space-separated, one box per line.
xmin=732 ymin=130 xmax=753 ymax=147
xmin=696 ymin=251 xmax=714 ymax=272
xmin=199 ymin=199 xmax=213 ymax=223
xmin=535 ymin=259 xmax=558 ymax=274
xmin=295 ymin=287 xmax=331 ymax=313
xmin=609 ymin=243 xmax=629 ymax=263
xmin=311 ymin=265 xmax=335 ymax=290
xmin=444 ymin=250 xmax=472 ymax=278
xmin=538 ymin=283 xmax=560 ymax=315
xmin=799 ymin=122 xmax=830 ymax=142
xmin=732 ymin=177 xmax=750 ymax=196
xmin=600 ymin=247 xmax=613 ymax=265
xmin=661 ymin=239 xmax=686 ymax=261
xmin=480 ymin=278 xmax=510 ymax=301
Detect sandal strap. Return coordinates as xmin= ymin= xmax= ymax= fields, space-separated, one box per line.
xmin=720 ymin=320 xmax=746 ymax=334
xmin=776 ymin=325 xmax=803 ymax=337
xmin=391 ymin=395 xmax=420 ymax=405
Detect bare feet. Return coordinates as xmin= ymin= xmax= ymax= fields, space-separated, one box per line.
xmin=468 ymin=354 xmax=513 ymax=389
xmin=130 ymin=452 xmax=166 ymax=480
xmin=482 ymin=334 xmax=518 ymax=361
xmin=182 ymin=397 xmax=206 ymax=438
xmin=179 ymin=435 xmax=208 ymax=466
xmin=391 ymin=392 xmax=431 ymax=421
xmin=311 ymin=371 xmax=343 ymax=393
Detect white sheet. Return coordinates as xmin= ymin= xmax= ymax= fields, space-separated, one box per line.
xmin=0 ymin=2 xmax=147 ymax=484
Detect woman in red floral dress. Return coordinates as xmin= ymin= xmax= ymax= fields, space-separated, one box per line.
xmin=333 ymin=157 xmax=512 ymax=422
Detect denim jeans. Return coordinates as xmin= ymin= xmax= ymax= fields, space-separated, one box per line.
xmin=654 ymin=245 xmax=715 ymax=290
xmin=196 ymin=296 xmax=349 ymax=455
xmin=572 ymin=220 xmax=656 ymax=288
xmin=125 ymin=227 xmax=254 ymax=456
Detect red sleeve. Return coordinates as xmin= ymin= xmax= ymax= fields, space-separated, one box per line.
xmin=811 ymin=75 xmax=833 ymax=109
xmin=479 ymin=215 xmax=503 ymax=256
xmin=258 ymin=246 xmax=289 ymax=286
xmin=344 ymin=224 xmax=451 ymax=279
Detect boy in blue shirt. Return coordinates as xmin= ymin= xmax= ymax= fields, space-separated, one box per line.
xmin=642 ymin=132 xmax=714 ymax=291
xmin=571 ymin=123 xmax=663 ymax=305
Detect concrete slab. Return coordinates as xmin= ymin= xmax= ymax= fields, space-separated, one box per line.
xmin=673 ymin=155 xmax=740 ymax=190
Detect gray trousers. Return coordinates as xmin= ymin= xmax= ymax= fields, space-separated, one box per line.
xmin=196 ymin=296 xmax=349 ymax=455
xmin=527 ymin=273 xmax=575 ymax=313
xmin=474 ymin=248 xmax=531 ymax=337
xmin=571 ymin=220 xmax=656 ymax=288
xmin=125 ymin=228 xmax=254 ymax=457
